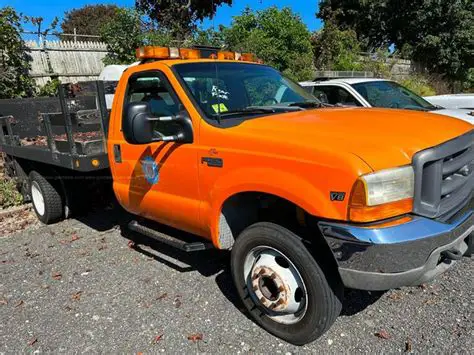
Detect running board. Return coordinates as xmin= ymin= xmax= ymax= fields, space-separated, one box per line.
xmin=128 ymin=220 xmax=213 ymax=252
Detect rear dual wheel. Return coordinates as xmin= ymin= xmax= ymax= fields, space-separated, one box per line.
xmin=29 ymin=171 xmax=64 ymax=224
xmin=231 ymin=222 xmax=342 ymax=345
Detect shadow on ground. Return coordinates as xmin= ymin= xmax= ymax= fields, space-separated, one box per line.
xmin=75 ymin=199 xmax=384 ymax=319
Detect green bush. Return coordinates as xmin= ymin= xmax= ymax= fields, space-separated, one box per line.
xmin=400 ymin=76 xmax=436 ymax=97
xmin=0 ymin=177 xmax=23 ymax=209
xmin=37 ymin=78 xmax=61 ymax=97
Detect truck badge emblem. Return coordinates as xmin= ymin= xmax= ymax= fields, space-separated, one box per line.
xmin=141 ymin=156 xmax=159 ymax=184
xmin=330 ymin=192 xmax=345 ymax=201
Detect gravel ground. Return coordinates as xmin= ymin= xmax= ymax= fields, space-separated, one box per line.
xmin=0 ymin=206 xmax=473 ymax=353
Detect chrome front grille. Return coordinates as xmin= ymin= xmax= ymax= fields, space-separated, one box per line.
xmin=413 ymin=130 xmax=473 ymax=220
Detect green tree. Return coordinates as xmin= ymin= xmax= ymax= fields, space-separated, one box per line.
xmin=100 ymin=8 xmax=146 ymax=65
xmin=191 ymin=27 xmax=226 ymax=47
xmin=61 ymin=5 xmax=119 ymax=41
xmin=223 ymin=7 xmax=314 ymax=81
xmin=317 ymin=0 xmax=474 ymax=85
xmin=0 ymin=7 xmax=36 ymax=99
xmin=312 ymin=17 xmax=362 ymax=71
xmin=135 ymin=0 xmax=232 ymax=40
xmin=100 ymin=8 xmax=176 ymax=65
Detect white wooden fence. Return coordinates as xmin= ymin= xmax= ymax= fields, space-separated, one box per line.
xmin=25 ymin=40 xmax=108 ymax=86
xmin=24 ymin=39 xmax=414 ymax=86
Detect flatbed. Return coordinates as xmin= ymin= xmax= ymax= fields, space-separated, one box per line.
xmin=0 ymin=81 xmax=110 ymax=172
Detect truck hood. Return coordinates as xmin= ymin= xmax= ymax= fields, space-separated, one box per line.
xmin=237 ymin=108 xmax=473 ymax=171
xmin=429 ymin=108 xmax=474 ymax=124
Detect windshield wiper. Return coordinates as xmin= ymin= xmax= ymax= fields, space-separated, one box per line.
xmin=216 ymin=106 xmax=277 ymax=118
xmin=288 ymin=100 xmax=327 ymax=108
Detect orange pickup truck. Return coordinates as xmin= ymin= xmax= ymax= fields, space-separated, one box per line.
xmin=1 ymin=46 xmax=473 ymax=345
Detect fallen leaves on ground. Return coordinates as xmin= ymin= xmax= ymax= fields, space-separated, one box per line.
xmin=14 ymin=300 xmax=24 ymax=308
xmin=0 ymin=298 xmax=8 ymax=305
xmin=152 ymin=333 xmax=164 ymax=344
xmin=71 ymin=291 xmax=82 ymax=301
xmin=0 ymin=208 xmax=37 ymax=237
xmin=60 ymin=233 xmax=81 ymax=245
xmin=156 ymin=293 xmax=168 ymax=301
xmin=98 ymin=237 xmax=108 ymax=251
xmin=52 ymin=272 xmax=62 ymax=280
xmin=375 ymin=329 xmax=390 ymax=339
xmin=27 ymin=337 xmax=38 ymax=346
xmin=128 ymin=241 xmax=136 ymax=249
xmin=388 ymin=292 xmax=404 ymax=301
xmin=405 ymin=337 xmax=412 ymax=352
xmin=173 ymin=295 xmax=182 ymax=308
xmin=423 ymin=298 xmax=438 ymax=305
xmin=187 ymin=333 xmax=203 ymax=342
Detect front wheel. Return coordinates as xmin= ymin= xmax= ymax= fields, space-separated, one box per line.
xmin=231 ymin=222 xmax=342 ymax=345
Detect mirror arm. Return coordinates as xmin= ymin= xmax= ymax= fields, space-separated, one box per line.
xmin=151 ymin=132 xmax=185 ymax=143
xmin=146 ymin=115 xmax=177 ymax=122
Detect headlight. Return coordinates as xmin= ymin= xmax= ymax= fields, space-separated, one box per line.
xmin=349 ymin=166 xmax=414 ymax=222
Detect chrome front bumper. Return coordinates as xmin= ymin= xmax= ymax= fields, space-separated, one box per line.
xmin=318 ymin=209 xmax=473 ymax=291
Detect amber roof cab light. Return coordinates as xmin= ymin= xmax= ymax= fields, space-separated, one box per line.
xmin=135 ymin=46 xmax=262 ymax=63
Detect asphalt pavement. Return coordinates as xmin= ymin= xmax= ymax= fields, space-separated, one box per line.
xmin=1 ymin=206 xmax=473 ymax=353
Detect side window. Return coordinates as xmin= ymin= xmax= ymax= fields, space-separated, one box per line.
xmin=315 ymin=86 xmax=362 ymax=106
xmin=125 ymin=72 xmax=183 ymax=137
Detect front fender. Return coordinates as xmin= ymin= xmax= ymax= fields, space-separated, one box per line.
xmin=205 ymin=167 xmax=343 ymax=248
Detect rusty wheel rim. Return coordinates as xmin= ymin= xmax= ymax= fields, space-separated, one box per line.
xmin=243 ymin=246 xmax=308 ymax=324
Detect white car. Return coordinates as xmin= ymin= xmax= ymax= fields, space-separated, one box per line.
xmin=300 ymin=78 xmax=474 ymax=124
xmin=424 ymin=94 xmax=474 ymax=110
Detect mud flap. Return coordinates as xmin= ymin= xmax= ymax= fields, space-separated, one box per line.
xmin=465 ymin=233 xmax=473 ymax=257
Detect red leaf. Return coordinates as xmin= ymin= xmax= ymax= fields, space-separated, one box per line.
xmin=375 ymin=329 xmax=390 ymax=339
xmin=71 ymin=234 xmax=80 ymax=242
xmin=28 ymin=337 xmax=38 ymax=346
xmin=128 ymin=241 xmax=136 ymax=249
xmin=52 ymin=272 xmax=62 ymax=280
xmin=152 ymin=334 xmax=164 ymax=344
xmin=187 ymin=333 xmax=203 ymax=342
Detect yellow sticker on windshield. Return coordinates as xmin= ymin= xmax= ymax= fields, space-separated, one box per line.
xmin=212 ymin=103 xmax=229 ymax=113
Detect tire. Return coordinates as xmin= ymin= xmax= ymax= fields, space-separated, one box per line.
xmin=231 ymin=222 xmax=343 ymax=345
xmin=29 ymin=171 xmax=64 ymax=224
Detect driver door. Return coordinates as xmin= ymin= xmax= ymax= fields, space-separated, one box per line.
xmin=112 ymin=70 xmax=202 ymax=235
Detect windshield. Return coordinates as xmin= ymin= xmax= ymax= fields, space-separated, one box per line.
xmin=173 ymin=62 xmax=318 ymax=120
xmin=351 ymin=81 xmax=437 ymax=111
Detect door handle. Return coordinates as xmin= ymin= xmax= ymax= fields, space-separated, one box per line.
xmin=113 ymin=144 xmax=122 ymax=163
xmin=201 ymin=157 xmax=223 ymax=168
